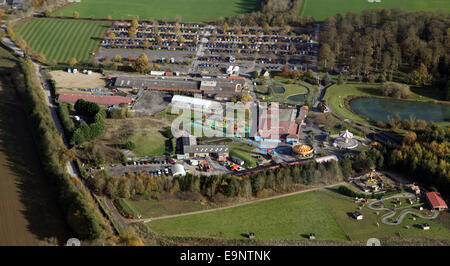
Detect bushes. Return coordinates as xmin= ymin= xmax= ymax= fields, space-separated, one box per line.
xmin=48 ymin=79 xmax=56 ymax=98
xmin=380 ymin=82 xmax=411 ymax=99
xmin=70 ymin=106 xmax=105 ymax=145
xmin=13 ymin=59 xmax=111 ymax=240
xmin=57 ymin=102 xmax=75 ymax=138
xmin=336 ymin=186 xmax=384 ymax=199
xmin=113 ymin=199 xmax=140 ymax=219
xmin=74 ymin=98 xmax=100 ymax=117
xmin=123 ymin=140 xmax=136 ymax=150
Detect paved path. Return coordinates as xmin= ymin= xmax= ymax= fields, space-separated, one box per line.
xmin=130 ymin=182 xmax=347 ymax=223
xmin=367 ymin=193 xmax=439 ymax=225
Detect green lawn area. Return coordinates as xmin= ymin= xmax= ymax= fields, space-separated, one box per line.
xmin=148 ymin=190 xmax=450 ymax=242
xmin=52 ymin=0 xmax=259 ymax=22
xmin=148 ymin=191 xmax=349 ymax=240
xmin=257 ymin=78 xmax=314 ymax=104
xmin=129 ymin=132 xmax=167 ymax=157
xmin=96 ymin=117 xmax=171 ymax=162
xmin=323 ymin=82 xmax=382 ymax=125
xmin=299 ymin=0 xmax=450 ymax=21
xmin=229 ymin=143 xmax=259 ymax=168
xmin=126 ymin=198 xmax=215 ymax=218
xmin=14 ymin=18 xmax=109 ymax=63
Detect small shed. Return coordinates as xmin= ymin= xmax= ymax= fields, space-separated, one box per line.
xmin=309 ymin=233 xmax=315 ymax=240
xmin=352 ymin=211 xmax=364 ymax=220
xmin=421 ymin=223 xmax=430 ymax=230
xmin=248 ymin=232 xmax=255 ymax=239
xmin=232 ymin=156 xmax=244 ymax=166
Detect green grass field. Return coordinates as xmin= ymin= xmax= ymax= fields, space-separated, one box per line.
xmin=14 ymin=18 xmax=109 ymax=62
xmin=126 ymin=198 xmax=215 ymax=218
xmin=148 ymin=190 xmax=450 ymax=241
xmin=148 ymin=191 xmax=349 ymax=240
xmin=128 ymin=132 xmax=167 ymax=157
xmin=52 ymin=0 xmax=259 ymax=22
xmin=257 ymin=78 xmax=313 ymax=104
xmin=229 ymin=142 xmax=259 ymax=168
xmin=299 ymin=0 xmax=450 ymax=20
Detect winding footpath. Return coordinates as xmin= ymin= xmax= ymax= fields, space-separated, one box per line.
xmin=367 ymin=193 xmax=439 ymax=225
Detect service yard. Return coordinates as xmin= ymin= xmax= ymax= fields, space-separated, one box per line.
xmin=50 ymin=70 xmax=106 ymax=89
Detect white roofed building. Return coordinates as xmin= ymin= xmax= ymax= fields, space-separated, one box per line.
xmin=171 ymin=164 xmax=186 ymax=177
xmin=171 ymin=95 xmax=215 ymax=109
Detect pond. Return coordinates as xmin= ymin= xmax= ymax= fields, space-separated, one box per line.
xmin=287 ymin=93 xmax=307 ymax=103
xmin=349 ymin=97 xmax=450 ymax=123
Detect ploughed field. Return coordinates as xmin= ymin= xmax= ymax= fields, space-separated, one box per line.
xmin=0 ymin=46 xmax=70 ymax=245
xmin=14 ymin=18 xmax=109 ymax=62
xmin=52 ymin=0 xmax=260 ymax=22
xmin=299 ymin=0 xmax=450 ymax=20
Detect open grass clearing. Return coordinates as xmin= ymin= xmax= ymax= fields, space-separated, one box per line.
xmin=148 ymin=191 xmax=349 ymax=240
xmin=125 ymin=198 xmax=216 ymax=218
xmin=91 ymin=117 xmax=171 ymax=162
xmin=52 ymin=0 xmax=259 ymax=22
xmin=148 ymin=189 xmax=450 ymax=241
xmin=299 ymin=0 xmax=450 ymax=21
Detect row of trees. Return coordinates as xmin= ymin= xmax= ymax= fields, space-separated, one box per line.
xmin=318 ymin=9 xmax=449 ymax=98
xmin=57 ymin=102 xmax=76 ymax=138
xmin=12 ymin=58 xmax=112 ymax=240
xmin=92 ymin=159 xmax=351 ymax=201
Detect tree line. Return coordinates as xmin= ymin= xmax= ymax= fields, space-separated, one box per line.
xmin=11 ymin=58 xmax=112 ymax=240
xmin=91 ymin=159 xmax=349 ymax=202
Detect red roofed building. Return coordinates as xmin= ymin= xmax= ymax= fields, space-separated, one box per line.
xmin=227 ymin=75 xmax=246 ymax=81
xmin=58 ymin=93 xmax=132 ymax=106
xmin=426 ymin=192 xmax=448 ymax=211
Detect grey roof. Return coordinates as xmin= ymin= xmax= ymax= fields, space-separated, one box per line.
xmin=181 ymin=136 xmax=197 ymax=146
xmin=114 ymin=76 xmax=199 ymax=90
xmin=183 ymin=145 xmax=229 ymax=154
xmin=232 ymin=157 xmax=244 ymax=163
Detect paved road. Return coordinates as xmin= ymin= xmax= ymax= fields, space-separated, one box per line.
xmin=35 ymin=63 xmax=80 ymax=177
xmin=367 ymin=193 xmax=439 ymax=225
xmin=2 ymin=35 xmax=80 ymax=177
